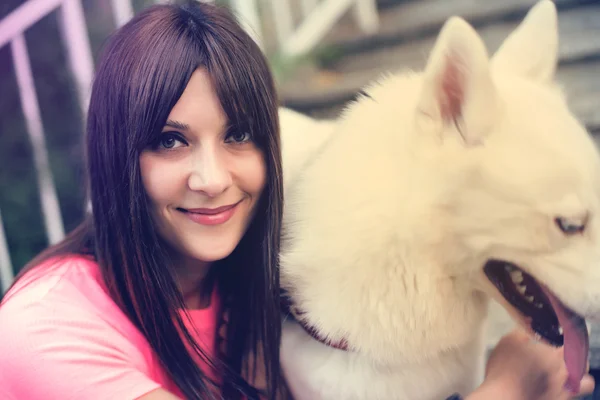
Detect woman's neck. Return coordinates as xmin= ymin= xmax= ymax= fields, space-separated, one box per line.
xmin=173 ymin=254 xmax=214 ymax=310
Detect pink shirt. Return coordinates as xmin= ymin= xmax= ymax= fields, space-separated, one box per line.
xmin=0 ymin=255 xmax=220 ymax=399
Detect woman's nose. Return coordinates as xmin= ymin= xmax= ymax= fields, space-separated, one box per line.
xmin=187 ymin=147 xmax=232 ymax=197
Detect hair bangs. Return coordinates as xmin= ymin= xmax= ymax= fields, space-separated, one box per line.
xmin=200 ymin=24 xmax=277 ymax=152
xmin=121 ymin=9 xmax=205 ymax=151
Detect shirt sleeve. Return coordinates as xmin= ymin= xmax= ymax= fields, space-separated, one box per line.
xmin=0 ymin=300 xmax=162 ymax=400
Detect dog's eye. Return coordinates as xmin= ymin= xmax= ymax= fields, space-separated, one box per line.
xmin=555 ymin=216 xmax=586 ymax=235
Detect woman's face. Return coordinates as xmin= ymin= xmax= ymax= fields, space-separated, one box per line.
xmin=140 ymin=68 xmax=266 ymax=268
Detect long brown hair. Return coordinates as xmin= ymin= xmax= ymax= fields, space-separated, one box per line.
xmin=2 ymin=2 xmax=283 ymax=399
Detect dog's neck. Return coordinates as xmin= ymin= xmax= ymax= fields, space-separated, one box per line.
xmin=281 ymin=291 xmax=350 ymax=351
xmin=280 ymin=254 xmax=490 ymax=363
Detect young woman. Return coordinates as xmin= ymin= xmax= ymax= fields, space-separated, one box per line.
xmin=0 ymin=2 xmax=282 ymax=399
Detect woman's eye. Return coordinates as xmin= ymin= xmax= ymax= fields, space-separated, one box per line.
xmin=226 ymin=131 xmax=251 ymax=144
xmin=157 ymin=133 xmax=185 ymax=150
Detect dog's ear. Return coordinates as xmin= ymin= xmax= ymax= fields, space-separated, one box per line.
xmin=417 ymin=17 xmax=497 ymax=146
xmin=492 ymin=0 xmax=558 ymax=83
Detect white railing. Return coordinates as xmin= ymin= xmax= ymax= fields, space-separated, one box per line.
xmin=0 ymin=0 xmax=131 ymax=292
xmin=264 ymin=0 xmax=379 ymax=58
xmin=0 ymin=0 xmax=96 ymax=292
xmin=181 ymin=0 xmax=379 ymax=58
xmin=0 ymin=210 xmax=13 ymax=293
xmin=194 ymin=0 xmax=379 ymax=58
xmin=0 ymin=0 xmax=379 ymax=291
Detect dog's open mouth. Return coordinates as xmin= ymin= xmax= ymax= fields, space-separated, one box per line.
xmin=484 ymin=260 xmax=589 ymax=392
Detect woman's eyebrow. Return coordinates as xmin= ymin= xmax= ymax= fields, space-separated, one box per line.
xmin=164 ymin=119 xmax=190 ymax=131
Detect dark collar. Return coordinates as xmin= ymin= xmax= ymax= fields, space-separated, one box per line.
xmin=281 ymin=291 xmax=349 ymax=351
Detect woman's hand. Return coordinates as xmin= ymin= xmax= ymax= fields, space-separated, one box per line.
xmin=467 ymin=328 xmax=594 ymax=400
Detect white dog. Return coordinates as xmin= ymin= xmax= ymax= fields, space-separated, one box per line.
xmin=278 ymin=1 xmax=600 ymax=399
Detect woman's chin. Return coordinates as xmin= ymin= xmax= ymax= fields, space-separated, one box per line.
xmin=187 ymin=242 xmax=239 ymax=264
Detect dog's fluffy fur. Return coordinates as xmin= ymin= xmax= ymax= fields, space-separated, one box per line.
xmin=278 ymin=2 xmax=600 ymax=399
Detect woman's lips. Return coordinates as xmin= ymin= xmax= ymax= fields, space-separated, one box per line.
xmin=179 ymin=201 xmax=240 ymax=225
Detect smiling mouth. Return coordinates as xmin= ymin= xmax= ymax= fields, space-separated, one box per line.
xmin=177 ymin=200 xmax=242 ymax=225
xmin=484 ymin=260 xmax=589 ymax=392
xmin=182 ymin=201 xmax=240 ymax=214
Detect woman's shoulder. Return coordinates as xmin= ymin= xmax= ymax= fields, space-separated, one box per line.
xmin=0 ymin=254 xmax=166 ymax=399
xmin=0 ymin=254 xmax=106 ymax=309
xmin=0 ymin=254 xmax=147 ymax=349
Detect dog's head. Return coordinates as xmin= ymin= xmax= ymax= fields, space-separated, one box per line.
xmin=280 ymin=1 xmax=599 ymax=386
xmin=405 ymin=0 xmax=599 ymax=389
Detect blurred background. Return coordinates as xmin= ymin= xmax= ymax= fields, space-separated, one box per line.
xmin=1 ymin=0 xmax=599 ymax=394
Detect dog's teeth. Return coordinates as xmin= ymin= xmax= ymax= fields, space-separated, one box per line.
xmin=525 ymin=295 xmax=534 ymax=302
xmin=504 ymin=264 xmax=515 ymax=272
xmin=517 ymin=285 xmax=527 ymax=295
xmin=510 ymin=270 xmax=524 ymax=284
xmin=535 ymin=303 xmax=543 ymax=308
xmin=559 ymin=326 xmax=564 ymax=335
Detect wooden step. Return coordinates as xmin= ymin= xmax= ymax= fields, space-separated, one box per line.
xmin=327 ymin=4 xmax=600 ymax=74
xmin=322 ymin=0 xmax=597 ymax=56
xmin=279 ymin=60 xmax=600 ymax=133
xmin=559 ymin=61 xmax=600 ymax=132
xmin=278 ymin=3 xmax=600 ymax=132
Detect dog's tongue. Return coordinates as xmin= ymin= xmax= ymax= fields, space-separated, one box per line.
xmin=541 ymin=286 xmax=589 ymax=393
